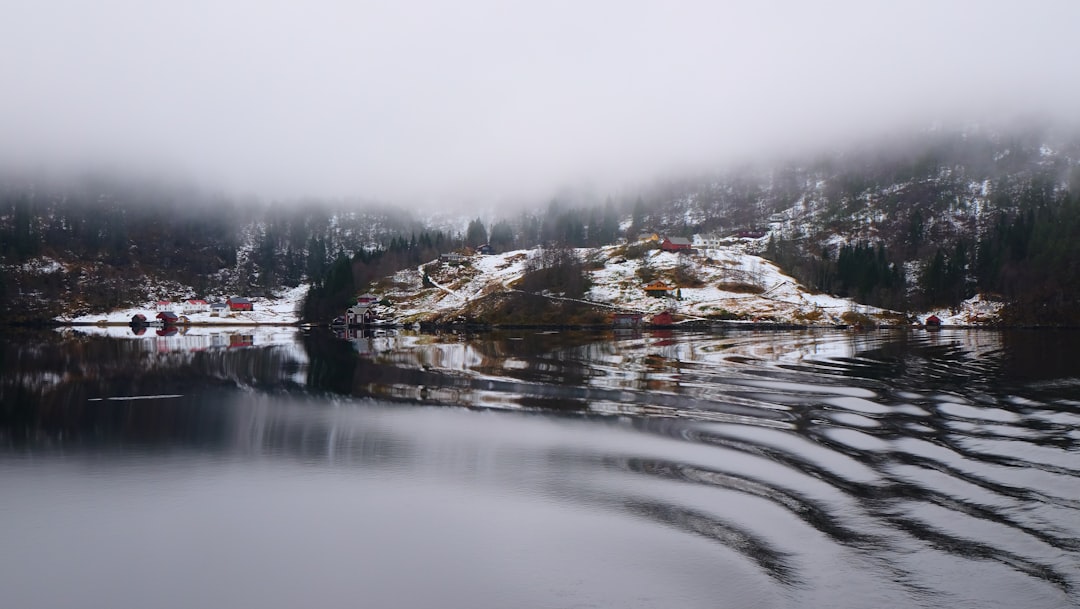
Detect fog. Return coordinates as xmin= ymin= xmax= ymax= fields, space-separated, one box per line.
xmin=2 ymin=1 xmax=1077 ymax=207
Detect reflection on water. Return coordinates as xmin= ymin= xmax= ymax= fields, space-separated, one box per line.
xmin=1 ymin=327 xmax=1078 ymax=609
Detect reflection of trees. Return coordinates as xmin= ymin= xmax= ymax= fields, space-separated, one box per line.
xmin=5 ymin=327 xmax=1080 ymax=600
xmin=0 ymin=332 xmax=306 ymax=448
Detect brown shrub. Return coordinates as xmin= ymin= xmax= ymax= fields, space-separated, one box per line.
xmin=716 ymin=281 xmax=764 ymax=294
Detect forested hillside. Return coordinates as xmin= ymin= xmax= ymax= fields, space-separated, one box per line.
xmin=625 ymin=125 xmax=1080 ymax=324
xmin=2 ymin=124 xmax=1079 ymax=325
xmin=0 ymin=176 xmax=435 ymax=321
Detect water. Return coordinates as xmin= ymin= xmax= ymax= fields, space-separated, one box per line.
xmin=2 ymin=326 xmax=1078 ymax=608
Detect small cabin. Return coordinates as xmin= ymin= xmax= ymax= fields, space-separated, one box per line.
xmin=156 ymin=311 xmax=179 ymax=325
xmin=925 ymin=314 xmax=942 ymax=327
xmin=477 ymin=243 xmax=494 ymax=255
xmin=650 ymin=311 xmax=675 ymax=327
xmin=209 ymin=303 xmax=228 ymax=317
xmin=345 ymin=304 xmax=376 ymax=326
xmin=643 ymin=280 xmax=675 ymax=297
xmin=660 ymin=237 xmax=692 ymax=252
xmin=227 ymin=297 xmax=253 ymax=311
xmin=131 ymin=313 xmax=147 ymax=325
xmin=440 ymin=252 xmax=467 ymax=264
xmin=356 ymin=293 xmax=379 ymax=305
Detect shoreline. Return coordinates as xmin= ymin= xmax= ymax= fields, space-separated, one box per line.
xmin=6 ymin=319 xmax=1071 ymax=331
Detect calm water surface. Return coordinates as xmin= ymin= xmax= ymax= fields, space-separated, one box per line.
xmin=1 ymin=327 xmax=1078 ymax=609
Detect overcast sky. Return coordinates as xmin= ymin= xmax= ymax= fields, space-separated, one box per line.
xmin=2 ymin=1 xmax=1077 ymax=206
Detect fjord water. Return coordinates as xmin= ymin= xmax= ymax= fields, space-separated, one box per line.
xmin=2 ymin=328 xmax=1078 ymax=609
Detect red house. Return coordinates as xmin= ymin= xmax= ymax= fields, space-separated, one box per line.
xmin=227 ymin=297 xmax=253 ymax=311
xmin=650 ymin=311 xmax=675 ymax=326
xmin=660 ymin=237 xmax=692 ymax=252
xmin=925 ymin=314 xmax=942 ymax=327
xmin=156 ymin=311 xmax=179 ymax=325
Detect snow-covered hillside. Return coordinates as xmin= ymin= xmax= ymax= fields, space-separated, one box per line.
xmin=370 ymin=239 xmax=998 ymax=326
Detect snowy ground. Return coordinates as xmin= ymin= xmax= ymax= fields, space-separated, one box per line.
xmin=377 ymin=241 xmax=1004 ymax=326
xmin=375 ymin=242 xmax=902 ymax=325
xmin=57 ymin=284 xmax=310 ymax=325
xmin=923 ymin=294 xmax=1005 ymax=326
xmin=55 ymin=242 xmax=1004 ymax=328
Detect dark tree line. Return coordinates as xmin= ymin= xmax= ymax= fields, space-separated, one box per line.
xmin=301 ymin=231 xmax=452 ymax=322
xmin=763 ymin=166 xmax=1080 ymax=323
xmin=972 ymin=184 xmax=1080 ymax=322
xmin=766 ymin=237 xmax=907 ymax=310
xmin=517 ymin=246 xmax=591 ymax=299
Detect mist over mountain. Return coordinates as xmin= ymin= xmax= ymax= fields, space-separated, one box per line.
xmin=2 ymin=122 xmax=1078 ymax=324
xmin=3 ymin=1 xmax=1079 ymax=206
xmin=3 ymin=1 xmax=1079 ymax=322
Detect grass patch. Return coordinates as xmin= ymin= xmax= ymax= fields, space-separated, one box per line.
xmin=793 ymin=309 xmax=825 ymax=323
xmin=454 ymin=292 xmax=609 ymax=326
xmin=716 ymin=281 xmax=764 ymax=294
xmin=840 ymin=311 xmax=877 ymax=328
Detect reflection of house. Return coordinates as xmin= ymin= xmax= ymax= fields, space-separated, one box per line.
xmin=229 ymin=334 xmax=254 ymax=348
xmin=227 ymin=297 xmax=253 ymax=311
xmin=660 ymin=237 xmax=692 ymax=252
xmin=612 ymin=313 xmax=643 ymax=328
xmin=643 ymin=281 xmax=675 ymax=297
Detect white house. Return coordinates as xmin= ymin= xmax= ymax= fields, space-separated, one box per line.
xmin=183 ymin=299 xmax=210 ymax=314
xmin=694 ymin=233 xmax=726 ymax=249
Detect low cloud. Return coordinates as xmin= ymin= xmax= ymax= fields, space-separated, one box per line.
xmin=2 ymin=0 xmax=1077 ymax=206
